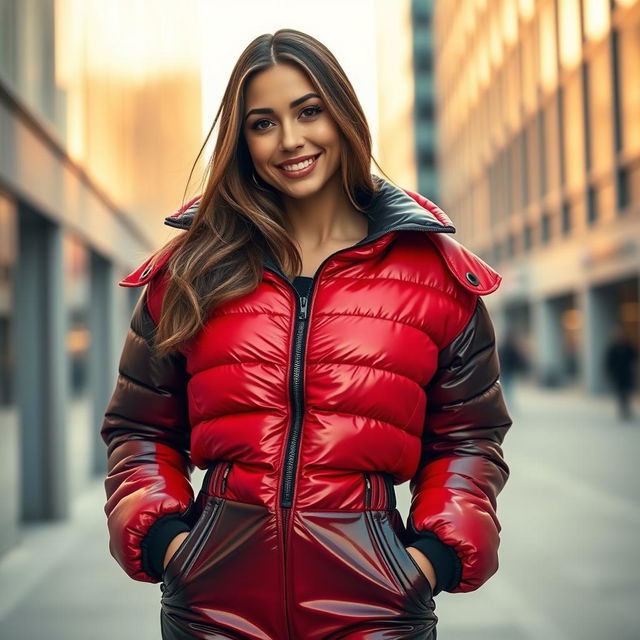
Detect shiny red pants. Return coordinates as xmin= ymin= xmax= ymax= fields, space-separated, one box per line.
xmin=160 ymin=492 xmax=437 ymax=639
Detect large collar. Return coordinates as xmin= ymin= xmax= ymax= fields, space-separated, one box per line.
xmin=120 ymin=176 xmax=502 ymax=295
xmin=164 ymin=177 xmax=457 ymax=283
xmin=163 ymin=175 xmax=456 ymax=239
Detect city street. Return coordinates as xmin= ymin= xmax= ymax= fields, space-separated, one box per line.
xmin=0 ymin=382 xmax=638 ymax=640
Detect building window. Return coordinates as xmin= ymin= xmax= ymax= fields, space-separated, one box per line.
xmin=510 ymin=136 xmax=522 ymax=214
xmin=521 ymin=15 xmax=539 ymax=114
xmin=418 ymin=144 xmax=435 ymax=168
xmin=523 ymin=223 xmax=533 ymax=251
xmin=493 ymin=241 xmax=502 ymax=264
xmin=617 ymin=162 xmax=640 ymax=211
xmin=583 ymin=0 xmax=610 ymax=42
xmin=616 ymin=19 xmax=640 ymax=155
xmin=417 ymin=99 xmax=434 ymax=120
xmin=520 ymin=129 xmax=529 ymax=207
xmin=489 ymin=157 xmax=499 ymax=226
xmin=506 ymin=47 xmax=521 ymax=129
xmin=561 ymin=71 xmax=587 ymax=192
xmin=542 ymin=97 xmax=562 ymax=196
xmin=539 ymin=0 xmax=559 ymax=94
xmin=587 ymin=186 xmax=597 ymax=225
xmin=541 ymin=211 xmax=551 ymax=244
xmin=561 ymin=200 xmax=571 ymax=234
xmin=505 ymin=144 xmax=513 ymax=219
xmin=526 ymin=116 xmax=541 ymax=203
xmin=581 ymin=61 xmax=592 ymax=172
xmin=558 ymin=0 xmax=582 ymax=70
xmin=585 ymin=45 xmax=615 ymax=176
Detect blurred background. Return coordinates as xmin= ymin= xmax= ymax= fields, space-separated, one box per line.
xmin=0 ymin=0 xmax=638 ymax=638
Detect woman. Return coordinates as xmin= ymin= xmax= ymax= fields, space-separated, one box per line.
xmin=101 ymin=28 xmax=512 ymax=640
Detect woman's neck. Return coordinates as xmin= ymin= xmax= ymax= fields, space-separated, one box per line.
xmin=281 ymin=171 xmax=367 ymax=249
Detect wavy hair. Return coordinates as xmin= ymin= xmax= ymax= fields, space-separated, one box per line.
xmin=149 ymin=28 xmax=388 ymax=356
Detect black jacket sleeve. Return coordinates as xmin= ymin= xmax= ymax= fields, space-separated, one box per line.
xmin=405 ymin=296 xmax=512 ymax=595
xmin=101 ymin=286 xmax=195 ymax=582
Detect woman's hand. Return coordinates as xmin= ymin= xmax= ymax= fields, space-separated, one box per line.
xmin=406 ymin=546 xmax=437 ymax=592
xmin=163 ymin=531 xmax=190 ymax=570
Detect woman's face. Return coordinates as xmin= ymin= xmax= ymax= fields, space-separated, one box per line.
xmin=242 ymin=63 xmax=342 ymax=199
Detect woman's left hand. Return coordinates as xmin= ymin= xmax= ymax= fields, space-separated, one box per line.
xmin=406 ymin=546 xmax=437 ymax=592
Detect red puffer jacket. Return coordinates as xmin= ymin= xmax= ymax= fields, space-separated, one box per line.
xmin=101 ymin=176 xmax=511 ymax=639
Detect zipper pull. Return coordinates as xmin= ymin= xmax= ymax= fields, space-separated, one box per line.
xmin=298 ymin=295 xmax=308 ymax=320
xmin=221 ymin=462 xmax=233 ymax=495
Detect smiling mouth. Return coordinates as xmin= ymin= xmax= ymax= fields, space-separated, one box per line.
xmin=277 ymin=153 xmax=321 ymax=172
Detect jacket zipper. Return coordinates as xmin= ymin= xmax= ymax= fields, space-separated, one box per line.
xmin=275 ymin=220 xmax=453 ymax=543
xmin=281 ymin=283 xmax=313 ymax=510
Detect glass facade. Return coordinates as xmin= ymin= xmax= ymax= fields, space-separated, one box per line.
xmin=432 ymin=0 xmax=640 ymax=391
xmin=433 ymin=0 xmax=639 ymax=256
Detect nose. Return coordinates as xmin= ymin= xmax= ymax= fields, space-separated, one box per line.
xmin=279 ymin=119 xmax=304 ymax=152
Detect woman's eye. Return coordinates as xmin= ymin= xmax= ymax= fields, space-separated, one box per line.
xmin=301 ymin=105 xmax=323 ymax=117
xmin=252 ymin=119 xmax=272 ymax=131
xmin=250 ymin=106 xmax=322 ymax=132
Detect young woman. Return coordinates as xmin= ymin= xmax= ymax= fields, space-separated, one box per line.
xmin=101 ymin=28 xmax=512 ymax=640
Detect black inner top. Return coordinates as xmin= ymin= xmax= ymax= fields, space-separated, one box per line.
xmin=292 ymin=275 xmax=313 ymax=297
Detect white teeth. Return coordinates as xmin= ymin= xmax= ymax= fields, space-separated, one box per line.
xmin=281 ymin=155 xmax=317 ymax=171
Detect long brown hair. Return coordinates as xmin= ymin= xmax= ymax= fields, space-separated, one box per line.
xmin=150 ymin=28 xmax=387 ymax=357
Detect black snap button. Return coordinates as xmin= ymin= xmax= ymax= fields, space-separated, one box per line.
xmin=140 ymin=265 xmax=152 ymax=279
xmin=465 ymin=271 xmax=480 ymax=286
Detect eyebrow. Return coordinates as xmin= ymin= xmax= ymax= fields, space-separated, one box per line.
xmin=244 ymin=92 xmax=321 ymax=122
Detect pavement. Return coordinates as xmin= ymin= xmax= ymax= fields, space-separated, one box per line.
xmin=0 ymin=382 xmax=638 ymax=639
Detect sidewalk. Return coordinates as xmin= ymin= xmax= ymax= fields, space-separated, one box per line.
xmin=0 ymin=478 xmax=165 ymax=639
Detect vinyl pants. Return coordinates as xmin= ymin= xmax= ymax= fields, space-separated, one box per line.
xmin=159 ymin=492 xmax=438 ymax=639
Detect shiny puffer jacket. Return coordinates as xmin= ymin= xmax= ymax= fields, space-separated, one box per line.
xmin=101 ymin=176 xmax=512 ymax=639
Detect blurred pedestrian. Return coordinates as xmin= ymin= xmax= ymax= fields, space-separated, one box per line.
xmin=604 ymin=325 xmax=638 ymax=420
xmin=498 ymin=328 xmax=528 ymax=414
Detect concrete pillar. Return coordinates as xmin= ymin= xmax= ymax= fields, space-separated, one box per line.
xmin=89 ymin=252 xmax=115 ymax=476
xmin=580 ymin=285 xmax=617 ymax=394
xmin=531 ymin=295 xmax=564 ymax=386
xmin=16 ymin=209 xmax=69 ymax=521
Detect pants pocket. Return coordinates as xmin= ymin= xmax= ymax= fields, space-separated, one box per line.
xmin=289 ymin=509 xmax=437 ymax=639
xmin=369 ymin=509 xmax=434 ymax=608
xmin=161 ymin=494 xmax=225 ymax=594
xmin=160 ymin=498 xmax=279 ymax=639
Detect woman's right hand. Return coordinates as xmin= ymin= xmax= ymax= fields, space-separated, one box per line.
xmin=163 ymin=531 xmax=190 ymax=570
